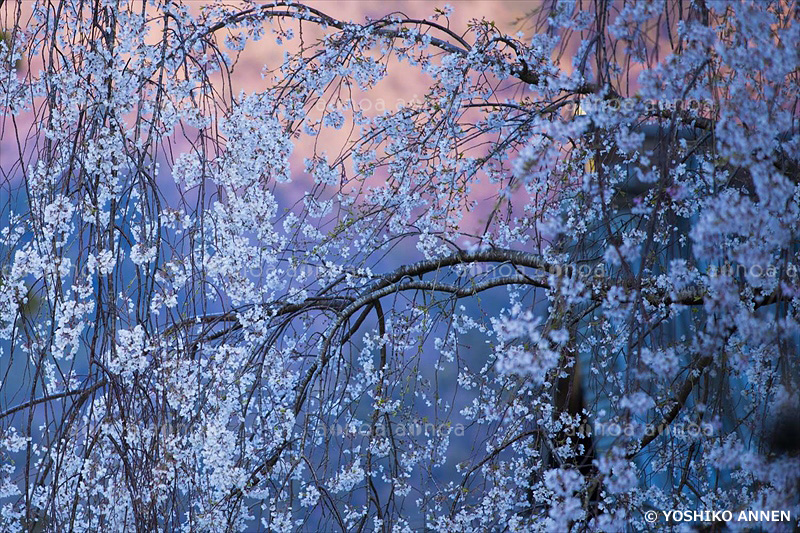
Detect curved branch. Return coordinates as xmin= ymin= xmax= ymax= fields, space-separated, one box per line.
xmin=0 ymin=380 xmax=108 ymax=421
xmin=628 ymin=354 xmax=714 ymax=457
xmin=196 ymin=2 xmax=600 ymax=92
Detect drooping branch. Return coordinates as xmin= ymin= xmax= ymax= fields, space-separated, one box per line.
xmin=0 ymin=380 xmax=108 ymax=421
xmin=628 ymin=354 xmax=714 ymax=458
xmin=197 ymin=1 xmax=600 ymax=93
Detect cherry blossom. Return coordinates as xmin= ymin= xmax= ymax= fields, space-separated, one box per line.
xmin=0 ymin=0 xmax=798 ymax=531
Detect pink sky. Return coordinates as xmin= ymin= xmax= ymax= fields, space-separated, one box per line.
xmin=0 ymin=1 xmax=554 ymax=235
xmin=214 ymin=1 xmax=540 ymax=232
